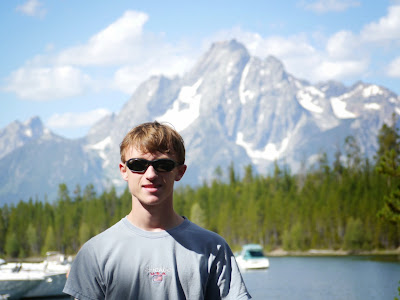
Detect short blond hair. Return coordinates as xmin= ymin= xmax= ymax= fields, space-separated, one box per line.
xmin=120 ymin=121 xmax=185 ymax=164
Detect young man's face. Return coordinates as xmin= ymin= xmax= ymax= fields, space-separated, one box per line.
xmin=119 ymin=146 xmax=186 ymax=208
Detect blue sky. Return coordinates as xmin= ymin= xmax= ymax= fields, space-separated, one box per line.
xmin=1 ymin=0 xmax=400 ymax=139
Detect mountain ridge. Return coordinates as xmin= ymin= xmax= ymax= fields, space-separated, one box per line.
xmin=1 ymin=39 xmax=399 ymax=205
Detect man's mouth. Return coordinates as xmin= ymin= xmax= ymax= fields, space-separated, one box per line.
xmin=143 ymin=184 xmax=161 ymax=191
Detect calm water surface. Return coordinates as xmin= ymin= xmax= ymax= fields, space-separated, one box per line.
xmin=242 ymin=256 xmax=400 ymax=300
xmin=35 ymin=256 xmax=400 ymax=300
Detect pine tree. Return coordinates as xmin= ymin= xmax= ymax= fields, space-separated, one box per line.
xmin=78 ymin=222 xmax=91 ymax=246
xmin=190 ymin=202 xmax=206 ymax=228
xmin=5 ymin=232 xmax=19 ymax=258
xmin=42 ymin=226 xmax=57 ymax=255
xmin=0 ymin=208 xmax=5 ymax=255
xmin=375 ymin=115 xmax=400 ymax=223
xmin=26 ymin=223 xmax=39 ymax=256
xmin=343 ymin=217 xmax=364 ymax=250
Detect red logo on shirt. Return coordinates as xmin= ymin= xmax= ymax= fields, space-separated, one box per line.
xmin=150 ymin=272 xmax=166 ymax=282
xmin=146 ymin=267 xmax=170 ymax=283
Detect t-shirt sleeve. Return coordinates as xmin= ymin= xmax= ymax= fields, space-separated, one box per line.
xmin=63 ymin=241 xmax=106 ymax=300
xmin=205 ymin=242 xmax=252 ymax=299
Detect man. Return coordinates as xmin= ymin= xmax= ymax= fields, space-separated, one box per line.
xmin=63 ymin=121 xmax=251 ymax=299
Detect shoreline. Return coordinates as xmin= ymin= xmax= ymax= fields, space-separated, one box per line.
xmin=2 ymin=248 xmax=400 ymax=263
xmin=266 ymin=247 xmax=400 ymax=257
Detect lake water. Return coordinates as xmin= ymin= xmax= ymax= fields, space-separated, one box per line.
xmin=242 ymin=256 xmax=400 ymax=300
xmin=26 ymin=255 xmax=400 ymax=300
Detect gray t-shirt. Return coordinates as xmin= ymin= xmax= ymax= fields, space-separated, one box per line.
xmin=63 ymin=217 xmax=251 ymax=300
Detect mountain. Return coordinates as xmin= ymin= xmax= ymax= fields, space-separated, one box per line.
xmin=1 ymin=39 xmax=399 ymax=205
xmin=0 ymin=116 xmax=53 ymax=160
xmin=0 ymin=117 xmax=105 ymax=203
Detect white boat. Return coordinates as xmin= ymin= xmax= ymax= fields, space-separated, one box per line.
xmin=0 ymin=264 xmax=44 ymax=300
xmin=0 ymin=252 xmax=71 ymax=300
xmin=235 ymin=244 xmax=270 ymax=270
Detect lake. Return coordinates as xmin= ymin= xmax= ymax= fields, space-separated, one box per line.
xmin=242 ymin=255 xmax=400 ymax=300
xmin=27 ymin=255 xmax=400 ymax=300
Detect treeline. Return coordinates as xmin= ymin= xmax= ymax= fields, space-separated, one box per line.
xmin=1 ymin=123 xmax=400 ymax=258
xmin=0 ymin=154 xmax=399 ymax=258
xmin=178 ymin=159 xmax=399 ymax=252
xmin=0 ymin=184 xmax=132 ymax=258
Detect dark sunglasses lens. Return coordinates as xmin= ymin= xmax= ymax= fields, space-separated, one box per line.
xmin=154 ymin=160 xmax=176 ymax=172
xmin=127 ymin=159 xmax=147 ymax=172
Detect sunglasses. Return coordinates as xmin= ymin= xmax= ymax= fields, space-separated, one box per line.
xmin=125 ymin=158 xmax=180 ymax=173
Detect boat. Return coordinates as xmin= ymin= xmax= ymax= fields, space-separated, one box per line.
xmin=21 ymin=252 xmax=71 ymax=299
xmin=235 ymin=244 xmax=270 ymax=270
xmin=0 ymin=252 xmax=71 ymax=300
xmin=0 ymin=263 xmax=44 ymax=300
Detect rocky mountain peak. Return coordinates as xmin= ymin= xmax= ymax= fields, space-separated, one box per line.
xmin=24 ymin=116 xmax=45 ymax=136
xmin=0 ymin=116 xmax=53 ymax=160
xmin=1 ymin=40 xmax=399 ymax=205
xmin=188 ymin=39 xmax=250 ymax=81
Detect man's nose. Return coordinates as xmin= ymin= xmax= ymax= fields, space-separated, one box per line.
xmin=144 ymin=165 xmax=158 ymax=178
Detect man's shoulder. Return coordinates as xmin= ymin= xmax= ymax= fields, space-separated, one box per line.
xmin=176 ymin=220 xmax=231 ymax=250
xmin=186 ymin=221 xmax=223 ymax=239
xmin=85 ymin=218 xmax=126 ymax=246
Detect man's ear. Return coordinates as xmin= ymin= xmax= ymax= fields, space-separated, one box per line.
xmin=175 ymin=164 xmax=187 ymax=182
xmin=119 ymin=163 xmax=129 ymax=181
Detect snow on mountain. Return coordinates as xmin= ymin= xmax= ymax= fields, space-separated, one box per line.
xmin=362 ymin=84 xmax=384 ymax=97
xmin=236 ymin=131 xmax=290 ymax=163
xmin=331 ymin=96 xmax=358 ymax=119
xmin=156 ymin=78 xmax=203 ymax=131
xmin=297 ymin=87 xmax=325 ymax=113
xmin=86 ymin=136 xmax=113 ymax=168
xmin=1 ymin=39 xmax=400 ymax=205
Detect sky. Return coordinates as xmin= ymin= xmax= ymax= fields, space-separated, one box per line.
xmin=1 ymin=0 xmax=400 ymax=139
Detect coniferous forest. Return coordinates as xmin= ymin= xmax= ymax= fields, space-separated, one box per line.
xmin=1 ymin=122 xmax=400 ymax=258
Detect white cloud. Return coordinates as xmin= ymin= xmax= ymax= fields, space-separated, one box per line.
xmin=112 ymin=55 xmax=192 ymax=94
xmin=211 ymin=27 xmax=364 ymax=82
xmin=300 ymin=0 xmax=360 ymax=13
xmin=4 ymin=66 xmax=92 ymax=100
xmin=212 ymin=5 xmax=400 ymax=84
xmin=55 ymin=11 xmax=149 ymax=66
xmin=52 ymin=10 xmax=196 ymax=70
xmin=208 ymin=27 xmax=316 ymax=59
xmin=361 ymin=5 xmax=400 ymax=42
xmin=326 ymin=30 xmax=360 ymax=59
xmin=251 ymin=35 xmax=323 ymax=81
xmin=5 ymin=4 xmax=400 ymax=102
xmin=256 ymin=35 xmax=316 ymax=59
xmin=312 ymin=59 xmax=368 ymax=81
xmin=314 ymin=30 xmax=369 ymax=81
xmin=47 ymin=108 xmax=111 ymax=129
xmin=16 ymin=0 xmax=46 ymax=18
xmin=259 ymin=32 xmax=368 ymax=82
xmin=387 ymin=57 xmax=400 ymax=77
xmin=4 ymin=10 xmax=197 ymax=100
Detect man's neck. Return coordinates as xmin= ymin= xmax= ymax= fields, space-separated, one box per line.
xmin=127 ymin=200 xmax=183 ymax=232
